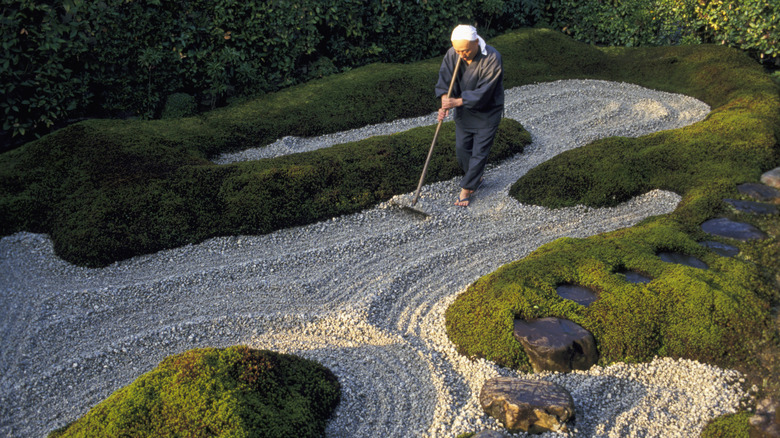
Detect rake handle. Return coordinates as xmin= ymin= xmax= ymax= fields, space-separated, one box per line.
xmin=411 ymin=57 xmax=462 ymax=206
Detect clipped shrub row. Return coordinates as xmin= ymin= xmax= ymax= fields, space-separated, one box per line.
xmin=0 ymin=109 xmax=529 ymax=267
xmin=544 ymin=0 xmax=779 ymax=63
xmin=48 ymin=346 xmax=341 ymax=438
xmin=445 ymin=29 xmax=780 ymax=370
xmin=1 ymin=0 xmax=537 ymax=148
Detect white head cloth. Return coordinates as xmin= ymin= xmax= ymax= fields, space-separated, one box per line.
xmin=451 ymin=24 xmax=487 ymax=56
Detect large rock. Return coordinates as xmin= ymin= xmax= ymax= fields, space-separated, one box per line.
xmin=761 ymin=167 xmax=780 ymax=189
xmin=513 ymin=317 xmax=598 ymax=373
xmin=479 ymin=377 xmax=575 ymax=434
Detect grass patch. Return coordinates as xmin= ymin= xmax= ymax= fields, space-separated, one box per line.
xmin=48 ymin=346 xmax=340 ymax=438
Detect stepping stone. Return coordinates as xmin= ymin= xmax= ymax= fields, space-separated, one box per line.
xmin=479 ymin=377 xmax=575 ymax=434
xmin=737 ymin=183 xmax=780 ymax=202
xmin=513 ymin=317 xmax=599 ymax=373
xmin=701 ymin=217 xmax=767 ymax=241
xmin=618 ymin=270 xmax=652 ymax=284
xmin=724 ymin=198 xmax=778 ymax=215
xmin=699 ymin=240 xmax=740 ymax=257
xmin=761 ymin=167 xmax=780 ymax=189
xmin=657 ymin=251 xmax=708 ymax=269
xmin=556 ymin=284 xmax=598 ymax=306
xmin=472 ymin=431 xmax=505 ymax=438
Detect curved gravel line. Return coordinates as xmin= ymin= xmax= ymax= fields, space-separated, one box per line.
xmin=0 ymin=80 xmax=750 ymax=437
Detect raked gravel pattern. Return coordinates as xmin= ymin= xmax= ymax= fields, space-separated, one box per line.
xmin=0 ymin=80 xmax=753 ymax=437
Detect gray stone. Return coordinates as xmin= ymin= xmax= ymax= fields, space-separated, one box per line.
xmin=749 ymin=397 xmax=780 ymax=438
xmin=699 ymin=240 xmax=740 ymax=257
xmin=657 ymin=251 xmax=708 ymax=269
xmin=472 ymin=430 xmax=506 ymax=438
xmin=737 ymin=183 xmax=780 ymax=202
xmin=701 ymin=217 xmax=768 ymax=241
xmin=479 ymin=377 xmax=575 ymax=434
xmin=556 ymin=284 xmax=598 ymax=306
xmin=618 ymin=270 xmax=652 ymax=284
xmin=761 ymin=167 xmax=780 ymax=189
xmin=513 ymin=317 xmax=599 ymax=373
xmin=724 ymin=198 xmax=778 ymax=215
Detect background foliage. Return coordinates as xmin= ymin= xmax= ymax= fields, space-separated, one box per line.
xmin=3 ymin=0 xmax=776 ymax=149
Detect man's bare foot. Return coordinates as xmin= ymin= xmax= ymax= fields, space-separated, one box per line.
xmin=454 ymin=188 xmax=474 ymax=207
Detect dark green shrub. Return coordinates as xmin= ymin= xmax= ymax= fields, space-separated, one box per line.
xmin=543 ymin=0 xmax=778 ymax=65
xmin=161 ymin=93 xmax=196 ymax=119
xmin=47 ymin=346 xmax=341 ymax=438
xmin=0 ymin=114 xmax=528 ymax=267
xmin=1 ymin=0 xmax=542 ymax=149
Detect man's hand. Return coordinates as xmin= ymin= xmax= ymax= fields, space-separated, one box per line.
xmin=437 ymin=108 xmax=449 ymax=122
xmin=441 ymin=96 xmax=463 ymax=109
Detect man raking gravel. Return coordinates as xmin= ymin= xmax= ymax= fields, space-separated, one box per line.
xmin=436 ymin=24 xmax=504 ymax=207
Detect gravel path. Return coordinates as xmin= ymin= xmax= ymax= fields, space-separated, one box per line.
xmin=0 ymin=80 xmax=751 ymax=437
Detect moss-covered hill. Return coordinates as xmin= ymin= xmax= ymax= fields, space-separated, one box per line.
xmin=0 ymin=67 xmax=529 ymax=267
xmin=445 ymin=30 xmax=780 ymax=377
xmin=48 ymin=346 xmax=341 ymax=438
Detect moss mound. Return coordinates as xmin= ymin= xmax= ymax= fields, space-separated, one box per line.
xmin=48 ymin=346 xmax=340 ymax=438
xmin=446 ymin=29 xmax=780 ymax=371
xmin=446 ymin=220 xmax=773 ymax=369
xmin=0 ymin=117 xmax=528 ymax=267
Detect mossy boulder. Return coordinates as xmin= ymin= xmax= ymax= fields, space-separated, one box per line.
xmin=48 ymin=346 xmax=340 ymax=438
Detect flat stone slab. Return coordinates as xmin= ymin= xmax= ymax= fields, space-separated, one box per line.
xmin=556 ymin=284 xmax=598 ymax=306
xmin=513 ymin=317 xmax=598 ymax=373
xmin=480 ymin=377 xmax=575 ymax=434
xmin=618 ymin=270 xmax=652 ymax=284
xmin=724 ymin=198 xmax=778 ymax=215
xmin=657 ymin=251 xmax=708 ymax=269
xmin=737 ymin=183 xmax=780 ymax=202
xmin=701 ymin=217 xmax=767 ymax=241
xmin=761 ymin=167 xmax=780 ymax=189
xmin=472 ymin=430 xmax=505 ymax=438
xmin=699 ymin=240 xmax=740 ymax=257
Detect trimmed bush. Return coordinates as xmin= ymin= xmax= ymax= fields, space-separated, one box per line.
xmin=0 ymin=113 xmax=528 ymax=267
xmin=48 ymin=346 xmax=340 ymax=438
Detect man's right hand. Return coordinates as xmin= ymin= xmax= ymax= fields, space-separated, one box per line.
xmin=437 ymin=108 xmax=449 ymax=122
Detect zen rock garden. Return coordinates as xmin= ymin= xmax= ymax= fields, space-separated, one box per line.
xmin=477 ymin=168 xmax=780 ymax=434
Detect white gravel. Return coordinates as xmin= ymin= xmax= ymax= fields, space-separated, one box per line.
xmin=0 ymin=80 xmax=751 ymax=438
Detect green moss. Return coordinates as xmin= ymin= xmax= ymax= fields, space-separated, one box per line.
xmin=446 ymin=220 xmax=773 ymax=370
xmin=446 ymin=29 xmax=779 ymax=372
xmin=700 ymin=411 xmax=752 ymax=438
xmin=0 ymin=117 xmax=528 ymax=267
xmin=47 ymin=346 xmax=340 ymax=438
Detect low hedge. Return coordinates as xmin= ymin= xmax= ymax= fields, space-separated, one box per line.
xmin=48 ymin=346 xmax=341 ymax=438
xmin=445 ymin=29 xmax=780 ymax=371
xmin=0 ymin=115 xmax=528 ymax=267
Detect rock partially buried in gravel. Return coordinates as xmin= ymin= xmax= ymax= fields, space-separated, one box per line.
xmin=749 ymin=397 xmax=780 ymax=438
xmin=472 ymin=430 xmax=506 ymax=438
xmin=513 ymin=317 xmax=598 ymax=373
xmin=479 ymin=377 xmax=575 ymax=434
